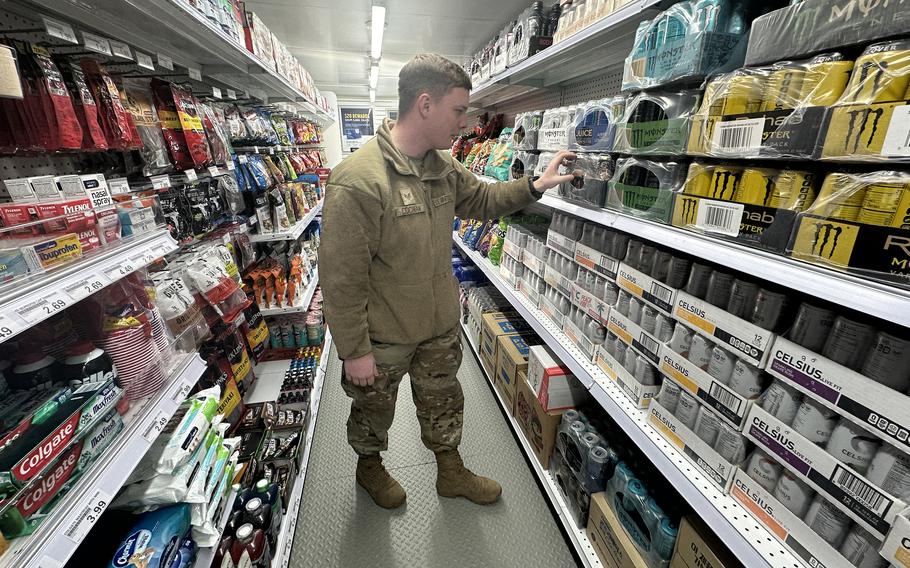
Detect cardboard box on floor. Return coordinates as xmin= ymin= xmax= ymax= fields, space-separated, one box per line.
xmin=669 ymin=516 xmax=740 ymax=568
xmin=527 ymin=344 xmax=585 ymax=412
xmin=513 ymin=370 xmax=565 ymax=469
xmin=479 ymin=311 xmax=532 ymax=376
xmin=587 ymin=491 xmax=649 ymax=568
xmin=494 ymin=331 xmax=541 ymax=413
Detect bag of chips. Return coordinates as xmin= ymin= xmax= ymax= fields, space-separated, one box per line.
xmin=56 ymin=57 xmax=107 ymax=150
xmin=80 ymin=59 xmax=135 ymax=149
xmin=150 ymin=79 xmax=194 ymax=170
xmin=170 ymin=83 xmax=213 ymax=168
xmin=122 ymin=78 xmax=172 ymax=176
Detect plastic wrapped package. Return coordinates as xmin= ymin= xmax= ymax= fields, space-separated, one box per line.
xmin=606 ymin=158 xmax=687 ymax=223
xmin=224 ymin=104 xmax=250 ymax=144
xmin=106 ymin=504 xmax=191 ymax=568
xmin=484 ymin=128 xmax=515 ymax=181
xmin=568 ymin=99 xmax=617 ymax=152
xmin=787 ymin=170 xmax=910 ymax=288
xmin=121 ymin=78 xmax=173 ymax=176
xmin=613 ymin=90 xmax=700 ymax=155
xmin=621 ymin=0 xmax=761 ymax=91
xmin=170 ymin=83 xmax=213 ymax=168
xmin=55 ymin=57 xmax=107 ymax=150
xmin=183 ymin=248 xmax=251 ymax=320
xmin=509 ymin=151 xmax=540 ymax=181
xmin=26 ymin=45 xmax=82 ymax=150
xmin=512 ymin=110 xmax=543 ymax=151
xmin=199 ymin=102 xmax=233 ymax=166
xmin=150 ymin=79 xmax=194 ymax=170
xmin=558 ymin=153 xmax=614 ymax=207
xmin=537 ymin=106 xmax=573 ymax=151
xmin=79 ymin=59 xmax=136 ymax=150
xmin=687 ymin=54 xmax=854 ymax=159
xmin=672 ymin=161 xmax=819 ymax=253
xmin=819 ymin=40 xmax=910 ymax=163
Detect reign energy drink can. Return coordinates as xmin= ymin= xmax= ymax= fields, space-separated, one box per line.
xmin=843 ymin=40 xmax=910 ymax=104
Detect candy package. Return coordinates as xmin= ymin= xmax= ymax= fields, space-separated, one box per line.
xmin=150 ymin=79 xmax=194 ymax=170
xmin=200 ymin=102 xmax=232 ymax=166
xmin=80 ymin=59 xmax=135 ymax=149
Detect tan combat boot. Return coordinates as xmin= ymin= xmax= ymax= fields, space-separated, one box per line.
xmin=435 ymin=450 xmax=502 ymax=504
xmin=356 ymin=455 xmax=406 ymax=509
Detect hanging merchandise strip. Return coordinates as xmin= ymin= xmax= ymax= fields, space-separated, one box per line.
xmin=453 ymin=234 xmax=800 ymax=568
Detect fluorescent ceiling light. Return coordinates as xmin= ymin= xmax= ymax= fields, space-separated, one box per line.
xmin=369 ymin=64 xmax=379 ymax=89
xmin=369 ymin=88 xmax=376 ymax=103
xmin=371 ymin=5 xmax=385 ymax=59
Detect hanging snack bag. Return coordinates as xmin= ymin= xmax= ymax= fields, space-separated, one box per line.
xmin=269 ymin=187 xmax=292 ymax=232
xmin=150 ymin=79 xmax=194 ymax=170
xmin=170 ymin=83 xmax=213 ymax=168
xmin=270 ymin=113 xmax=292 ymax=145
xmin=199 ymin=102 xmax=232 ymax=166
xmin=80 ymin=59 xmax=134 ymax=149
xmin=56 ymin=57 xmax=107 ymax=150
xmin=264 ymin=155 xmax=286 ymax=184
xmin=9 ymin=41 xmax=53 ymax=149
xmin=122 ymin=78 xmax=172 ymax=176
xmin=184 ymin=249 xmax=251 ymax=320
xmin=28 ymin=45 xmax=82 ymax=149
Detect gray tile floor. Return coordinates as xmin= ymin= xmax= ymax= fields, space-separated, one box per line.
xmin=289 ymin=336 xmax=579 ymax=568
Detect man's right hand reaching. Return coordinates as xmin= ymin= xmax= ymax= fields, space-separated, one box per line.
xmin=344 ymin=353 xmax=379 ymax=386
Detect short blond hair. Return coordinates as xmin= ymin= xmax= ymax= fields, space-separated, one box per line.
xmin=398 ymin=53 xmax=472 ymax=118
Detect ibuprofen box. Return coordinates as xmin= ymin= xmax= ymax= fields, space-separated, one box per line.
xmin=606 ymin=309 xmax=662 ymax=367
xmin=527 ymin=344 xmax=583 ymax=412
xmin=881 ymin=509 xmax=910 ymax=568
xmin=587 ymin=491 xmax=650 ymax=568
xmin=659 ymin=346 xmax=754 ymax=430
xmin=595 ymin=345 xmax=660 ymax=409
xmin=648 ymin=398 xmax=737 ymax=491
xmin=672 ymin=290 xmax=775 ymax=368
xmin=570 ymin=282 xmax=611 ymax=327
xmin=767 ymin=336 xmax=910 ymax=456
xmin=744 ymin=403 xmax=907 ymax=540
xmin=574 ymin=242 xmax=620 ymax=281
xmin=513 ymin=370 xmax=565 ymax=469
xmin=616 ymin=262 xmax=676 ymax=316
xmin=729 ymin=468 xmax=850 ymax=568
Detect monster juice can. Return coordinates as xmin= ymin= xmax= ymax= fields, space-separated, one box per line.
xmin=684 ymin=162 xmax=713 ymax=197
xmin=857 ymin=182 xmax=910 ymax=227
xmin=720 ymin=71 xmax=766 ymax=115
xmin=760 ymin=61 xmax=806 ymax=112
xmin=814 ymin=173 xmax=866 ymax=222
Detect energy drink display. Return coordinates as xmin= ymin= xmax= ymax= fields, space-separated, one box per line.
xmin=567 ymin=99 xmax=619 ymax=153
xmin=512 ymin=111 xmax=543 ymax=151
xmin=621 ymin=0 xmax=761 ymax=91
xmin=606 ymin=158 xmax=687 ymax=224
xmin=613 ymin=90 xmax=701 ymax=156
xmin=672 ymin=161 xmax=819 ymax=253
xmin=556 ymin=153 xmax=613 ymax=207
xmin=510 ymin=151 xmax=540 ymax=182
xmin=788 ymin=170 xmax=910 ymax=288
xmin=687 ymin=54 xmax=854 ymax=159
xmin=820 ymin=40 xmax=910 ymax=162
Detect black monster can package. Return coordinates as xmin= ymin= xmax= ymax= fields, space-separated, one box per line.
xmin=788 ymin=170 xmax=910 ymax=289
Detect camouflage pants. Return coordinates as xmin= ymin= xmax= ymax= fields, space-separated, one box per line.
xmin=341 ymin=326 xmax=463 ymax=456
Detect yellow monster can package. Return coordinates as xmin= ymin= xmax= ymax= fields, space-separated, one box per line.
xmin=821 ymin=39 xmax=910 ymax=162
xmin=789 ymin=170 xmax=910 ymax=288
xmin=687 ymin=53 xmax=854 ymax=159
xmin=673 ymin=161 xmax=819 ymax=253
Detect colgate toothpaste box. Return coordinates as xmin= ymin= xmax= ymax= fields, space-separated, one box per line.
xmin=0 ymin=380 xmax=121 ymax=493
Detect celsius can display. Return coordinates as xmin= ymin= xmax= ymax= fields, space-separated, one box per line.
xmin=792 ymin=399 xmax=839 ymax=445
xmin=728 ymin=360 xmax=764 ymax=399
xmin=688 ymin=334 xmax=713 ymax=371
xmin=716 ymin=422 xmax=748 ymax=465
xmin=665 ymin=256 xmax=691 ymax=288
xmin=693 ymin=405 xmax=722 ymax=445
xmin=726 ymin=279 xmax=759 ymax=319
xmin=822 ymin=316 xmax=877 ymax=372
xmin=655 ymin=314 xmax=674 ymax=343
xmin=804 ymin=496 xmax=851 ymax=546
xmin=773 ymin=470 xmax=816 ymax=517
xmin=825 ymin=418 xmax=881 ymax=474
xmin=745 ymin=449 xmax=783 ymax=492
xmin=668 ymin=323 xmax=694 ymax=356
xmin=787 ymin=302 xmax=836 ymax=352
xmin=760 ymin=381 xmax=803 ymax=426
xmin=676 ymin=390 xmax=700 ymax=429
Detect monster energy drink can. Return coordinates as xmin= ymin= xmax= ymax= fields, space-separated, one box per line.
xmin=720 ymin=71 xmax=766 ymax=115
xmin=726 ymin=278 xmax=759 ymax=319
xmin=857 ymin=182 xmax=909 ymax=226
xmin=685 ymin=162 xmax=713 ymax=197
xmin=668 ymin=322 xmax=694 ymax=356
xmin=839 ymin=525 xmax=888 ymax=568
xmin=708 ymin=166 xmax=741 ymax=201
xmin=684 ymin=262 xmax=712 ymax=300
xmin=777 ymin=170 xmax=818 ymax=212
xmin=693 ymin=405 xmax=723 ymax=445
xmin=804 ymin=496 xmax=852 ymax=546
xmin=716 ymin=422 xmax=748 ymax=465
xmin=792 ymin=398 xmax=839 ymax=445
xmin=707 ymin=346 xmax=736 ymax=385
xmin=657 ymin=379 xmax=681 ymax=413
xmin=688 ymin=333 xmax=714 ymax=371
xmin=861 ymin=331 xmax=910 ymax=391
xmin=825 ymin=417 xmax=881 ymax=474
xmin=705 ymin=269 xmax=734 ymax=308
xmin=773 ymin=470 xmax=816 ymax=517
xmin=750 ymin=287 xmax=790 ymax=332
xmin=822 ymin=316 xmax=877 ymax=372
xmin=745 ymin=449 xmax=783 ymax=492
xmin=729 ymin=359 xmax=765 ymax=399
xmin=676 ymin=390 xmax=700 ymax=429
xmin=760 ymin=380 xmax=803 ymax=426
xmin=651 ymin=250 xmax=672 ymax=282
xmin=843 ymin=40 xmax=910 ymax=104
xmin=641 ymin=305 xmax=658 ymax=334
xmin=814 ymin=172 xmax=866 ymax=221
xmin=802 ymin=53 xmax=854 ymax=107
xmin=787 ymin=302 xmax=837 ymax=352
xmin=760 ymin=61 xmax=806 ymax=112
xmin=867 ymin=444 xmax=910 ymax=501
xmin=734 ymin=168 xmax=780 ymax=207
xmin=666 ymin=255 xmax=692 ymax=288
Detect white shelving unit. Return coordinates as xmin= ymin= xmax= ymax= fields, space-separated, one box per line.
xmin=0 ymin=352 xmax=208 ymax=568
xmin=249 ymin=201 xmax=323 ymax=243
xmin=453 ymin=234 xmax=802 ymax=568
xmin=460 ymin=322 xmax=603 ymax=568
xmin=0 ymin=228 xmax=178 ymax=345
xmin=259 ymin=270 xmax=319 ymax=317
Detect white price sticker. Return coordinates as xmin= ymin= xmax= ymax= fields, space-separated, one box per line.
xmin=64 ymin=489 xmax=111 ymax=543
xmin=882 ymin=105 xmax=910 ymax=157
xmin=143 ymin=408 xmax=170 ymax=443
xmin=82 ymin=32 xmax=112 ymax=56
xmin=172 ymin=380 xmax=193 ymax=402
xmin=108 ymin=178 xmax=130 ymax=194
xmin=157 ymin=53 xmax=174 ymax=70
xmin=695 ymin=201 xmax=745 ymax=237
xmin=0 ymin=313 xmax=23 ymax=342
xmin=104 ymin=262 xmax=135 ymax=280
xmin=252 ymin=146 xmax=259 ymax=153
xmin=109 ymin=40 xmax=133 ymax=60
xmin=130 ymin=254 xmax=150 ymax=267
xmin=43 ymin=17 xmax=78 ymax=44
xmin=208 ymin=166 xmax=221 ymax=177
xmin=150 ymin=174 xmax=171 ymax=189
xmin=212 ymin=86 xmax=222 ymax=99
xmin=269 ymin=147 xmax=275 ymax=155
xmin=184 ymin=169 xmax=198 ymax=182
xmin=15 ymin=297 xmax=66 ymax=324
xmin=135 ymin=51 xmax=154 ymax=70
xmin=64 ymin=275 xmax=108 ymax=300
xmin=188 ymin=67 xmax=202 ymax=81
xmin=226 ymin=89 xmax=237 ymax=100
xmin=154 ymin=243 xmax=172 ymax=257
xmin=238 ymin=154 xmax=249 ymax=164
xmin=226 ymin=161 xmax=236 ymax=171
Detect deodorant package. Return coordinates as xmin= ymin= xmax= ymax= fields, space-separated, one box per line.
xmin=613 ymin=90 xmax=700 ymax=156
xmin=787 ymin=170 xmax=910 ymax=288
xmin=107 ymin=504 xmax=191 ymax=568
xmin=606 ymin=158 xmax=687 ymax=224
xmin=567 ymin=99 xmax=618 ymax=153
xmin=557 ymin=153 xmax=613 ymax=208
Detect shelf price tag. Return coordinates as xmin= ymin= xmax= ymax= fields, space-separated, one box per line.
xmin=64 ymin=489 xmax=111 ymax=544
xmin=143 ymin=408 xmax=170 ymax=443
xmin=212 ymin=86 xmax=222 ymax=99
xmin=208 ymin=166 xmax=221 ymax=177
xmin=15 ymin=297 xmax=66 ymax=325
xmin=104 ymin=261 xmax=135 ymax=280
xmin=188 ymin=67 xmax=202 ymax=81
xmin=0 ymin=313 xmax=23 ymax=342
xmin=82 ymin=32 xmax=112 ymax=56
xmin=150 ymin=174 xmax=171 ymax=189
xmin=107 ymin=178 xmax=129 ymax=195
xmin=238 ymin=154 xmax=248 ymax=164
xmin=43 ymin=17 xmax=78 ymax=44
xmin=135 ymin=51 xmax=155 ymax=70
xmin=184 ymin=169 xmax=198 ymax=182
xmin=109 ymin=40 xmax=133 ymax=60
xmin=226 ymin=89 xmax=237 ymax=100
xmin=172 ymin=380 xmax=193 ymax=402
xmin=157 ymin=53 xmax=174 ymax=70
xmin=226 ymin=161 xmax=236 ymax=171
xmin=269 ymin=147 xmax=275 ymax=155
xmin=63 ymin=275 xmax=108 ymax=301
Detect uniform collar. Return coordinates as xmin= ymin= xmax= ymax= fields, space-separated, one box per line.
xmin=377 ymin=118 xmax=454 ymax=181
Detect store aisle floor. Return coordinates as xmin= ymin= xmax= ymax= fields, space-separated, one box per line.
xmin=289 ymin=334 xmax=579 ymax=568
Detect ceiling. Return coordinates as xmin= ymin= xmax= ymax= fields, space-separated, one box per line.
xmin=242 ymin=0 xmax=534 ymax=101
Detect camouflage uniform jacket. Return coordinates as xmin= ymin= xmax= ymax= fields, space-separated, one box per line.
xmin=319 ymin=119 xmax=539 ymax=360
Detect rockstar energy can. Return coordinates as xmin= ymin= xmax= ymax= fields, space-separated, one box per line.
xmin=843 ymin=40 xmax=910 ymax=104
xmin=684 ymin=162 xmax=712 ymax=197
xmin=801 ymin=53 xmax=854 ymax=106
xmin=814 ymin=173 xmax=866 ymax=221
xmin=734 ymin=168 xmax=780 ymax=207
xmin=857 ymin=181 xmax=910 ymax=227
xmin=776 ymin=170 xmax=818 ymax=212
xmin=719 ymin=71 xmax=766 ymax=115
xmin=708 ymin=166 xmax=742 ymax=201
xmin=760 ymin=62 xmax=805 ymax=112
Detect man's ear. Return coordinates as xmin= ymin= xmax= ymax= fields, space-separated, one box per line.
xmin=416 ymin=93 xmax=432 ymax=119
